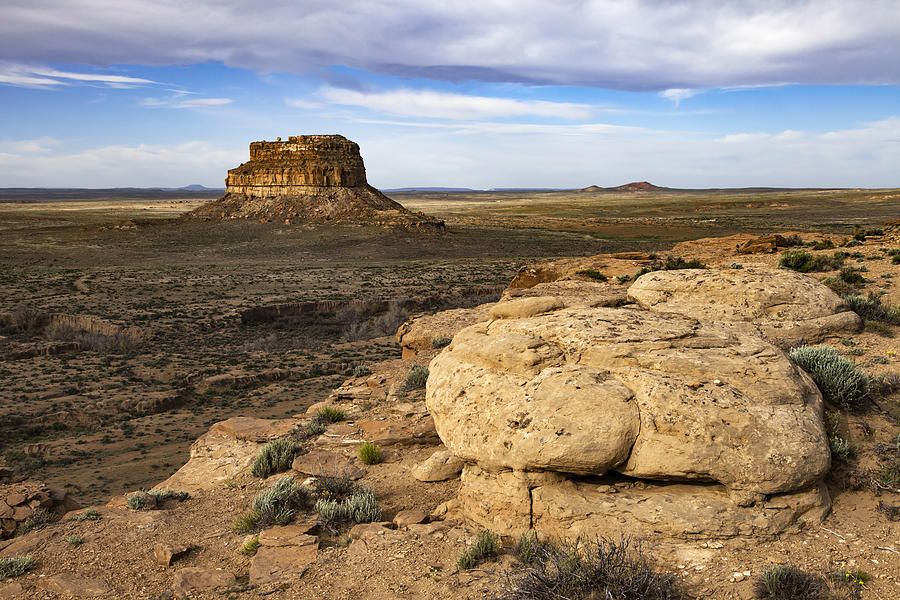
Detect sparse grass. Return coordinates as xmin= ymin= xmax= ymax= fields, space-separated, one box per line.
xmin=405 ymin=365 xmax=429 ymax=390
xmin=516 ymin=531 xmax=540 ymax=563
xmin=358 ymin=441 xmax=381 ymax=465
xmin=875 ymin=460 xmax=900 ymax=491
xmin=789 ymin=345 xmax=869 ymax=411
xmin=232 ymin=509 xmax=261 ymax=534
xmin=315 ymin=405 xmax=346 ymax=424
xmin=0 ymin=555 xmax=36 ymax=580
xmin=575 ymin=269 xmax=608 ymax=281
xmin=755 ymin=565 xmax=831 ymax=600
xmin=838 ymin=267 xmax=866 ymax=285
xmin=15 ymin=507 xmax=56 ymax=535
xmin=497 ymin=535 xmax=681 ymax=599
xmin=149 ymin=489 xmax=190 ymax=504
xmin=314 ymin=474 xmax=357 ymax=499
xmin=810 ymin=238 xmax=835 ymax=251
xmin=458 ymin=529 xmax=500 ymax=570
xmin=241 ymin=536 xmax=260 ymax=556
xmin=779 ymin=249 xmax=844 ymax=273
xmin=68 ymin=508 xmax=101 ymax=522
xmin=250 ymin=438 xmax=299 ymax=478
xmin=431 ymin=336 xmax=452 ymax=349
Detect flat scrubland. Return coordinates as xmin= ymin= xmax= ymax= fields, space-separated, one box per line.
xmin=1 ymin=187 xmax=899 ymax=599
xmin=0 ymin=187 xmax=896 ymax=503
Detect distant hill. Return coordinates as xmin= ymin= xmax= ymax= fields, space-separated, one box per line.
xmin=580 ymin=181 xmax=667 ymax=192
xmin=384 ymin=187 xmax=476 ymax=192
xmin=162 ymin=184 xmax=224 ymax=192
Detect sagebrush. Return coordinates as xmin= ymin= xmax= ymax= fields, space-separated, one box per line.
xmin=789 ymin=345 xmax=869 ymax=411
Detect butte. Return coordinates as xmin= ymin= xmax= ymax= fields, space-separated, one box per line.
xmin=187 ymin=135 xmax=444 ymax=231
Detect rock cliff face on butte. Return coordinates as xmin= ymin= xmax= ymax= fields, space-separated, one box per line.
xmin=188 ymin=135 xmax=444 ymax=230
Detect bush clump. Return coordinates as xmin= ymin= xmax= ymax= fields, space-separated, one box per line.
xmin=252 ymin=475 xmax=311 ymax=527
xmin=405 ymin=365 xmax=429 ymax=390
xmin=458 ymin=529 xmax=500 ymax=570
xmin=575 ymin=269 xmax=608 ymax=281
xmin=0 ymin=555 xmax=36 ymax=580
xmin=754 ymin=565 xmax=831 ymax=600
xmin=843 ymin=294 xmax=900 ymax=325
xmin=352 ymin=365 xmax=372 ymax=377
xmin=250 ymin=438 xmax=299 ymax=478
xmin=635 ymin=256 xmax=706 ymax=279
xmin=314 ymin=487 xmax=381 ymax=524
xmin=431 ymin=336 xmax=452 ymax=349
xmin=779 ymin=250 xmax=844 ymax=273
xmin=15 ymin=507 xmax=56 ymax=535
xmin=498 ymin=535 xmax=681 ymax=600
xmin=789 ymin=345 xmax=869 ymax=411
xmin=358 ymin=442 xmax=381 ymax=465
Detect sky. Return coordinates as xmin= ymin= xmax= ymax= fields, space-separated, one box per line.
xmin=0 ymin=0 xmax=899 ymax=189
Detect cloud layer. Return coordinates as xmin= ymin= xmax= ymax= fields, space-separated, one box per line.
xmin=2 ymin=1 xmax=898 ymax=90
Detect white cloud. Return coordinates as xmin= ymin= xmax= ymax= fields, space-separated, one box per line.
xmin=0 ymin=61 xmax=155 ymax=89
xmin=316 ymin=87 xmax=594 ymax=120
xmin=0 ymin=141 xmax=241 ymax=187
xmin=659 ymin=88 xmax=701 ymax=106
xmin=140 ymin=95 xmax=233 ymax=109
xmin=1 ymin=2 xmax=898 ymax=90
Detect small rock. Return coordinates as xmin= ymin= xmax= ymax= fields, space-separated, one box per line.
xmin=0 ymin=582 xmax=24 ymax=600
xmin=393 ymin=509 xmax=427 ymax=528
xmin=257 ymin=525 xmax=317 ymax=547
xmin=348 ymin=522 xmax=392 ymax=540
xmin=249 ymin=544 xmax=318 ymax=585
xmin=154 ymin=543 xmax=191 ymax=567
xmin=412 ymin=450 xmax=464 ymax=482
xmin=292 ymin=450 xmax=365 ymax=480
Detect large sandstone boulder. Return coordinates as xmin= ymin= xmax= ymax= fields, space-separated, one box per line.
xmin=427 ymin=304 xmax=832 ymax=538
xmin=627 ymin=267 xmax=861 ymax=346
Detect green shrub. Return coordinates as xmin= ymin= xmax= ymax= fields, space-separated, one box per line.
xmin=838 ymin=267 xmax=865 ymax=285
xmin=820 ymin=276 xmax=855 ymax=295
xmin=252 ymin=476 xmax=311 ymax=528
xmin=789 ymin=345 xmax=869 ymax=411
xmin=829 ymin=436 xmax=855 ymax=462
xmin=68 ymin=508 xmax=101 ymax=522
xmin=405 ymin=365 xmax=429 ymax=390
xmin=315 ymin=405 xmax=345 ymax=424
xmin=809 ymin=238 xmax=835 ymax=250
xmin=575 ymin=269 xmax=608 ymax=281
xmin=843 ymin=294 xmax=900 ymax=325
xmin=68 ymin=534 xmax=84 ymax=546
xmin=306 ymin=421 xmax=326 ymax=436
xmin=241 ymin=536 xmax=260 ymax=556
xmin=876 ymin=460 xmax=900 ymax=490
xmin=352 ymin=365 xmax=372 ymax=377
xmin=0 ymin=555 xmax=35 ymax=579
xmin=314 ymin=487 xmax=380 ymax=524
xmin=458 ymin=529 xmax=500 ymax=570
xmin=755 ymin=565 xmax=831 ymax=599
xmin=126 ymin=491 xmax=153 ymax=510
xmin=782 ymin=234 xmax=804 ymax=247
xmin=431 ymin=336 xmax=452 ymax=349
xmin=516 ymin=531 xmax=540 ymax=563
xmin=250 ymin=438 xmax=299 ymax=478
xmin=635 ymin=256 xmax=707 ymax=279
xmin=779 ymin=250 xmax=843 ymax=273
xmin=358 ymin=442 xmax=381 ymax=465
xmin=497 ymin=535 xmax=680 ymax=599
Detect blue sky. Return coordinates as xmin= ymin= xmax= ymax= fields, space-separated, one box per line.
xmin=1 ymin=1 xmax=898 ymax=189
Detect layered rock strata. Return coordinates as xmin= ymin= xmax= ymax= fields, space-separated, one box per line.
xmin=426 ymin=267 xmax=841 ymax=539
xmin=188 ymin=135 xmax=444 ymax=230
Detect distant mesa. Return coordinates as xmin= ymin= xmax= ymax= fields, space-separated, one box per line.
xmin=187 ymin=135 xmax=444 ymax=231
xmin=580 ymin=181 xmax=665 ymax=192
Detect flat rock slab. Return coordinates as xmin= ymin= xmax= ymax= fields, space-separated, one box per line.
xmin=173 ymin=567 xmax=236 ymax=599
xmin=0 ymin=583 xmax=24 ymax=599
xmin=258 ymin=524 xmax=317 ymax=547
xmin=38 ymin=573 xmax=110 ymax=597
xmin=292 ymin=450 xmax=365 ymax=479
xmin=357 ymin=417 xmax=438 ymax=446
xmin=210 ymin=417 xmax=297 ymax=442
xmin=249 ymin=543 xmax=318 ymax=586
xmin=393 ymin=509 xmax=427 ymax=527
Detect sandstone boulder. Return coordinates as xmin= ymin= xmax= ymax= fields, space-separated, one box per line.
xmin=396 ymin=304 xmax=494 ymax=359
xmin=412 ymin=450 xmax=464 ymax=482
xmin=627 ymin=267 xmax=861 ymax=346
xmin=427 ymin=304 xmax=831 ymax=537
xmin=499 ymin=279 xmax=628 ymax=308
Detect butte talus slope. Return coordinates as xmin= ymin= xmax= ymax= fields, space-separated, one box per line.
xmin=188 ymin=135 xmax=444 ymax=230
